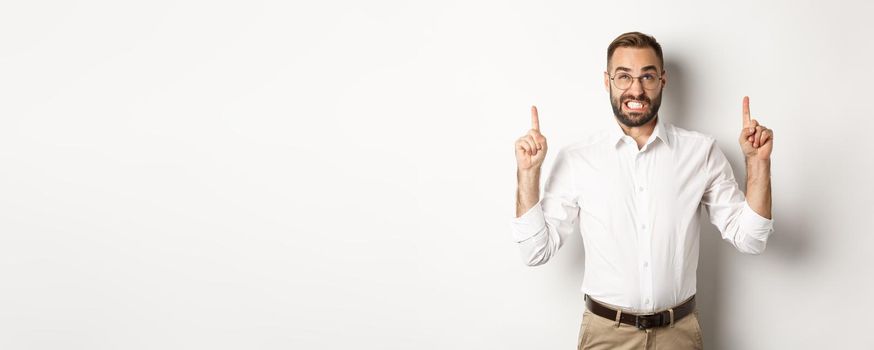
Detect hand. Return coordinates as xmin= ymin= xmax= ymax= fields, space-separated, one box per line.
xmin=515 ymin=106 xmax=548 ymax=171
xmin=738 ymin=96 xmax=773 ymax=160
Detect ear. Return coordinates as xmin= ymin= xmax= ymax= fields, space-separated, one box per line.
xmin=603 ymin=71 xmax=610 ymax=93
xmin=661 ymin=69 xmax=667 ymax=89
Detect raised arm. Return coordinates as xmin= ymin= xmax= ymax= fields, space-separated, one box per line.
xmin=511 ymin=106 xmax=580 ymax=266
xmin=515 ymin=106 xmax=548 ymax=217
xmin=738 ymin=96 xmax=773 ymax=219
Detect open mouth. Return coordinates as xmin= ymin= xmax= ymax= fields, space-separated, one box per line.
xmin=623 ymin=100 xmax=648 ymax=112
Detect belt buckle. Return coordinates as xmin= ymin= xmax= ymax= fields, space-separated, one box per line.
xmin=635 ymin=313 xmax=663 ymax=330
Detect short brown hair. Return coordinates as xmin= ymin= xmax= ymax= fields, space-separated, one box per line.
xmin=607 ymin=32 xmax=664 ymax=70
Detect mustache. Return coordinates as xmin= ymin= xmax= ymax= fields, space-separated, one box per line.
xmin=620 ymin=94 xmax=651 ymax=104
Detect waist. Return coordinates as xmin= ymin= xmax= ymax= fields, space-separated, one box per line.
xmin=585 ymin=294 xmax=697 ymax=330
xmin=582 ymin=293 xmax=696 ymax=314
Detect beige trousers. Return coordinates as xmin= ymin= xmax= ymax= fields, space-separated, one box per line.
xmin=577 ymin=307 xmax=704 ymax=350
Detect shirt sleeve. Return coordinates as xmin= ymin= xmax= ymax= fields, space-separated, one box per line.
xmin=700 ymin=138 xmax=774 ymax=254
xmin=509 ymin=148 xmax=580 ymax=266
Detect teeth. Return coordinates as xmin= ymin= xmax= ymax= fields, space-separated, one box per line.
xmin=627 ymin=101 xmax=643 ymax=108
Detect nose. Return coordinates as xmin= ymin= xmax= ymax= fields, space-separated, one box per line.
xmin=626 ymin=76 xmax=645 ymax=95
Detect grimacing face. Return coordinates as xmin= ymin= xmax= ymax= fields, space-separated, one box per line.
xmin=604 ymin=47 xmax=666 ymax=128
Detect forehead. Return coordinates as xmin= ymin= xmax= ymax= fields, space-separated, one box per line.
xmin=609 ymin=47 xmax=662 ymax=72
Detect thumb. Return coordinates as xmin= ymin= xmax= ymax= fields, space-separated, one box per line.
xmin=739 ymin=127 xmax=754 ymax=144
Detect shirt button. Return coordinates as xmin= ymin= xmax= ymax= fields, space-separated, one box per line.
xmin=645 ymin=298 xmax=651 ymax=304
xmin=643 ymin=262 xmax=649 ymax=268
xmin=638 ymin=186 xmax=644 ymax=192
xmin=641 ymin=224 xmax=646 ymax=230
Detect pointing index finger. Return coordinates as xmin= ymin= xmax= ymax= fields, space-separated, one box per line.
xmin=742 ymin=96 xmax=751 ymax=127
xmin=531 ymin=105 xmax=540 ymax=131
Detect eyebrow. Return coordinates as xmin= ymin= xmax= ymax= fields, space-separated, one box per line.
xmin=614 ymin=65 xmax=660 ymax=73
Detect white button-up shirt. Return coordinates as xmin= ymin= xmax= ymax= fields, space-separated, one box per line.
xmin=510 ymin=117 xmax=774 ymax=313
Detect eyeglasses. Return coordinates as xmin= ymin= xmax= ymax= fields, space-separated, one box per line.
xmin=608 ymin=72 xmax=662 ymax=90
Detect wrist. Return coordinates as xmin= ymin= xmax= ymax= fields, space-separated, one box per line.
xmin=745 ymin=157 xmax=771 ymax=167
xmin=745 ymin=157 xmax=771 ymax=182
xmin=517 ymin=167 xmax=540 ymax=178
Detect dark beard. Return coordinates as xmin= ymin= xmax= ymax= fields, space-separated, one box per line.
xmin=610 ymin=89 xmax=662 ymax=127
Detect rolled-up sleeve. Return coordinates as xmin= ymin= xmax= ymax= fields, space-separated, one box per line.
xmin=700 ymin=139 xmax=774 ymax=254
xmin=510 ymin=148 xmax=580 ymax=266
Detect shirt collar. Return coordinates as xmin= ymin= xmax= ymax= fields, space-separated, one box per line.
xmin=610 ymin=116 xmax=672 ymax=150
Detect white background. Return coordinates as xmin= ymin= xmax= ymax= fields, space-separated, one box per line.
xmin=1 ymin=0 xmax=872 ymax=349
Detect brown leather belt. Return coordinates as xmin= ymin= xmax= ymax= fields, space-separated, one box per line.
xmin=585 ymin=294 xmax=696 ymax=330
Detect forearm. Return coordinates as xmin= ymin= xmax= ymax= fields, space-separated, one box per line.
xmin=516 ymin=168 xmax=541 ymax=218
xmin=745 ymin=158 xmax=772 ymax=219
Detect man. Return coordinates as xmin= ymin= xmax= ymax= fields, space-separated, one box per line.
xmin=510 ymin=32 xmax=774 ymax=349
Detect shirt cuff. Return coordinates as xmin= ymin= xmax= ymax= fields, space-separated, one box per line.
xmin=740 ymin=200 xmax=773 ymax=240
xmin=510 ymin=200 xmax=546 ymax=243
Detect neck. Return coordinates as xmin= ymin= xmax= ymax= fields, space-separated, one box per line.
xmin=618 ymin=115 xmax=658 ymax=149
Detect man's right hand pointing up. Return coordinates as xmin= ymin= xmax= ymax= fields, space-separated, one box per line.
xmin=515 ymin=105 xmax=548 ymax=171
